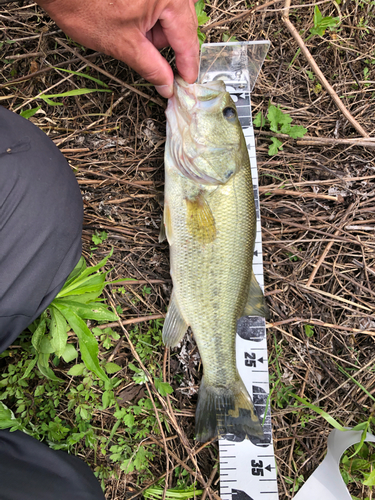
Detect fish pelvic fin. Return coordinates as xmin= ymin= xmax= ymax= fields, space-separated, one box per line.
xmin=159 ymin=204 xmax=173 ymax=244
xmin=162 ymin=292 xmax=189 ymax=347
xmin=243 ymin=272 xmax=270 ymax=319
xmin=195 ymin=376 xmax=264 ymax=442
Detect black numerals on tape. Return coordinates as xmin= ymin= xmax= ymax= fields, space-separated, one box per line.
xmin=244 ymin=352 xmax=256 ymax=367
xmin=251 ymin=459 xmax=264 ymax=476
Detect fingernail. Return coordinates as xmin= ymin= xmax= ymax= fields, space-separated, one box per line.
xmin=155 ymin=84 xmax=173 ymax=99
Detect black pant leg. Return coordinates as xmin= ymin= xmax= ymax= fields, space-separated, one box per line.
xmin=0 ymin=107 xmax=105 ymax=500
xmin=0 ymin=105 xmax=83 ymax=352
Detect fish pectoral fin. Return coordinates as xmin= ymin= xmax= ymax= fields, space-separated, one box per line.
xmin=159 ymin=204 xmax=173 ymax=244
xmin=185 ymin=193 xmax=216 ymax=244
xmin=243 ymin=272 xmax=270 ymax=319
xmin=162 ymin=292 xmax=189 ymax=347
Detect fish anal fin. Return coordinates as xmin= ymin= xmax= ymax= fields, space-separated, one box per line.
xmin=162 ymin=292 xmax=188 ymax=347
xmin=243 ymin=273 xmax=270 ymax=319
xmin=185 ymin=193 xmax=216 ymax=244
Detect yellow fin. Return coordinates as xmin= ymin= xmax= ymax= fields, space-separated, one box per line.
xmin=243 ymin=273 xmax=270 ymax=319
xmin=159 ymin=204 xmax=173 ymax=244
xmin=185 ymin=194 xmax=216 ymax=244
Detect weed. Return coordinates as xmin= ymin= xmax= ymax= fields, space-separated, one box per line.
xmin=253 ymin=104 xmax=307 ymax=155
xmin=289 ymin=6 xmax=340 ymax=67
xmin=195 ymin=0 xmax=210 ymax=47
xmin=92 ymin=230 xmax=109 ymax=246
xmin=304 ymin=324 xmax=314 ymax=338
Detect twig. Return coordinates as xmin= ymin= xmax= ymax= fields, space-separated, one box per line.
xmin=267 ymin=317 xmax=375 ymax=336
xmin=201 ymin=0 xmax=284 ymax=32
xmin=94 ymin=313 xmax=165 ymax=330
xmin=258 ymin=187 xmax=338 ymax=201
xmin=0 ymin=53 xmax=99 ymax=89
xmin=282 ymin=0 xmax=369 ymax=138
xmin=306 ymin=203 xmax=354 ymax=286
xmin=56 ymin=38 xmax=165 ymax=108
xmin=299 ymin=285 xmax=373 ymax=312
xmin=256 ymin=130 xmax=375 ymax=148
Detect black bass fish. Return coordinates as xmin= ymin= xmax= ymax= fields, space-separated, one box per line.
xmin=161 ymin=76 xmax=268 ymax=442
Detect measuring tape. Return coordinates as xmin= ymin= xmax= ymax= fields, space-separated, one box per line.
xmin=199 ymin=42 xmax=279 ymax=500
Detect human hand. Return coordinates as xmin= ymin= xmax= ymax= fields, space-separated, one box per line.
xmin=37 ymin=0 xmax=199 ymax=98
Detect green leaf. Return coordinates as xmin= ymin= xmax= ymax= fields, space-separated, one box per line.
xmin=105 ymin=362 xmax=122 ymax=374
xmin=363 ymin=469 xmax=375 ymax=486
xmin=67 ymin=363 xmax=85 ymax=376
xmin=20 ymin=106 xmax=41 ymax=119
xmin=154 ymin=379 xmax=173 ymax=397
xmin=267 ymin=105 xmax=292 ymax=132
xmin=37 ymin=353 xmax=62 ymax=382
xmin=253 ymin=111 xmax=266 ymax=128
xmin=195 ymin=0 xmax=210 ymax=25
xmin=31 ymin=317 xmax=47 ymax=352
xmin=197 ymin=28 xmax=206 ymax=47
xmin=287 ymin=125 xmax=308 ymax=139
xmin=20 ymin=357 xmax=37 ymax=380
xmin=62 ymin=343 xmax=78 ymax=363
xmin=54 ymin=68 xmax=109 ymax=88
xmin=290 ymin=392 xmax=346 ymax=430
xmin=304 ymin=324 xmax=314 ymax=338
xmin=313 ymin=5 xmax=323 ymax=29
xmin=54 ymin=304 xmax=109 ymax=383
xmin=268 ymin=137 xmax=283 ymax=156
xmin=42 ymin=88 xmax=112 ymax=99
xmin=40 ymin=95 xmax=63 ymax=106
xmin=50 ymin=306 xmax=68 ymax=357
xmin=53 ymin=298 xmax=117 ymax=322
xmin=0 ymin=402 xmax=23 ymax=431
xmin=222 ymin=33 xmax=238 ymax=43
xmin=124 ymin=413 xmax=135 ymax=428
xmin=63 ymin=256 xmax=87 ymax=289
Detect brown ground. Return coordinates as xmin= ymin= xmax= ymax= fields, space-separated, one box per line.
xmin=1 ymin=0 xmax=375 ymax=499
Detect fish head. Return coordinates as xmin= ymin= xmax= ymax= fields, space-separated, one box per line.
xmin=165 ymin=76 xmax=247 ymax=186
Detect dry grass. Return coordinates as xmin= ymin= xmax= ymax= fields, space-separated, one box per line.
xmin=1 ymin=0 xmax=375 ymax=498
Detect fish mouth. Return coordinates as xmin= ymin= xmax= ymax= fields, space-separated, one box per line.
xmin=173 ymin=75 xmax=226 ymax=112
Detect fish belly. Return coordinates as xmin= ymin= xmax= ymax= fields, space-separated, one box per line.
xmin=165 ymin=159 xmax=255 ymax=387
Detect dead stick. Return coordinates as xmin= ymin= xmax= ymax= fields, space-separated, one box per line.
xmin=258 ymin=187 xmax=338 ymax=201
xmin=306 ymin=203 xmax=354 ymax=286
xmin=267 ymin=317 xmax=375 ymax=336
xmin=0 ymin=53 xmax=99 ymax=89
xmin=56 ymin=38 xmax=165 ymax=108
xmin=282 ymin=0 xmax=369 ymax=138
xmin=256 ymin=130 xmax=375 ymax=148
xmin=201 ymin=0 xmax=283 ymax=32
xmin=94 ymin=313 xmax=165 ymax=330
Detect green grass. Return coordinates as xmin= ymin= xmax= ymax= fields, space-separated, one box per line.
xmin=0 ymin=254 xmax=175 ymax=488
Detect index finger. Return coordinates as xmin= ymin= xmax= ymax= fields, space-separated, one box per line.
xmin=160 ymin=0 xmax=200 ymax=84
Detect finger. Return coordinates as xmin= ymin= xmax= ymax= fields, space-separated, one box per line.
xmin=160 ymin=0 xmax=199 ymax=84
xmin=146 ymin=21 xmax=169 ymax=49
xmin=115 ymin=32 xmax=174 ymax=98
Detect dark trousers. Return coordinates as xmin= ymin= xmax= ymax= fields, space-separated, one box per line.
xmin=0 ymin=106 xmax=105 ymax=500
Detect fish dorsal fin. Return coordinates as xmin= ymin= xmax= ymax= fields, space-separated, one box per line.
xmin=185 ymin=193 xmax=216 ymax=244
xmin=243 ymin=273 xmax=270 ymax=319
xmin=159 ymin=204 xmax=173 ymax=244
xmin=162 ymin=292 xmax=189 ymax=347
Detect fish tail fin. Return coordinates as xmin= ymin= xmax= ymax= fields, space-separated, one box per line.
xmin=195 ymin=376 xmax=264 ymax=442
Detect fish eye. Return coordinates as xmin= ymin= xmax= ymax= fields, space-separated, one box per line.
xmin=223 ymin=107 xmax=237 ymax=120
